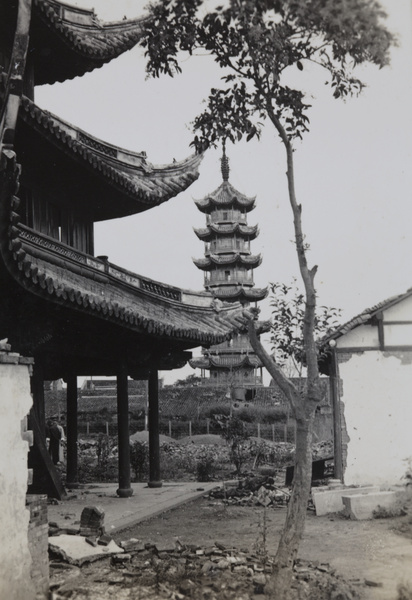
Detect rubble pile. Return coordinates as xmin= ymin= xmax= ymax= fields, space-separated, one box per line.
xmin=312 ymin=440 xmax=334 ymax=461
xmin=208 ymin=476 xmax=290 ymax=508
xmin=49 ymin=539 xmax=360 ymax=600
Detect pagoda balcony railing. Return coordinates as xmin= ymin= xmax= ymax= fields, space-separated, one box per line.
xmin=205 ymin=270 xmax=254 ymax=284
xmin=16 ymin=224 xmax=215 ymax=307
xmin=207 ymin=240 xmax=250 ymax=253
xmin=207 ymin=211 xmax=247 ymax=224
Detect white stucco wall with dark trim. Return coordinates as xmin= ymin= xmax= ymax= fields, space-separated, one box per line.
xmin=339 ymin=350 xmax=412 ymax=486
xmin=0 ymin=361 xmax=34 ymax=600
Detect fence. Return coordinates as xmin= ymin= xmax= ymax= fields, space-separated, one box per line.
xmin=77 ymin=418 xmax=296 ymax=444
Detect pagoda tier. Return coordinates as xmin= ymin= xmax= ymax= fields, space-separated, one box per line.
xmin=194 ymin=223 xmax=259 ymax=241
xmin=193 ymin=253 xmax=262 ymax=270
xmin=14 ymin=97 xmax=203 ymax=222
xmin=211 ymin=286 xmax=268 ymax=302
xmin=193 ymin=148 xmax=266 ymax=304
xmin=0 ymin=0 xmax=150 ymax=85
xmin=189 ymin=327 xmax=269 ymax=387
xmin=194 ymin=182 xmax=256 ymax=213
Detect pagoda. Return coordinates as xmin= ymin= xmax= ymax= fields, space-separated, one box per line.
xmin=190 ymin=147 xmax=268 ymax=394
xmin=0 ymin=0 xmax=247 ymax=498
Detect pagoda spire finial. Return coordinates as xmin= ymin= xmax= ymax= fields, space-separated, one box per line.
xmin=221 ymin=140 xmax=230 ymax=182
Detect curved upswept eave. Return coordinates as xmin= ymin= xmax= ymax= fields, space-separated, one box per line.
xmin=190 ymin=354 xmax=262 ymax=371
xmin=193 ymin=253 xmax=262 ymax=270
xmin=18 ymin=97 xmax=204 ymax=219
xmin=0 ymin=149 xmax=252 ymax=350
xmin=193 ymin=222 xmax=259 ymax=241
xmin=30 ymin=0 xmax=151 ymax=84
xmin=211 ymin=287 xmax=269 ymax=302
xmin=194 ymin=182 xmax=256 ymax=213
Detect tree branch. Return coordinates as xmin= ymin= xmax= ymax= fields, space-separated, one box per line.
xmin=265 ymin=102 xmax=320 ymax=396
xmin=245 ymin=316 xmax=300 ymax=415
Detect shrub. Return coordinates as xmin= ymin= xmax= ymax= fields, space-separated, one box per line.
xmin=248 ymin=438 xmax=294 ymax=469
xmin=77 ymin=435 xmax=117 ymax=483
xmin=196 ymin=447 xmax=217 ymax=482
xmin=214 ymin=414 xmax=251 ymax=475
xmin=130 ymin=441 xmax=149 ymax=481
xmin=95 ymin=434 xmax=116 ymax=481
xmin=160 ymin=445 xmax=196 ymax=480
xmin=236 ymin=405 xmax=288 ymax=424
xmin=202 ymin=404 xmax=231 ymax=420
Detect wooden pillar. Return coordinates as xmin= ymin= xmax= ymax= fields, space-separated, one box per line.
xmin=148 ymin=368 xmax=162 ymax=488
xmin=30 ymin=361 xmax=45 ymax=439
xmin=331 ymin=350 xmax=344 ymax=481
xmin=66 ymin=374 xmax=78 ymax=487
xmin=116 ymin=364 xmax=133 ymax=497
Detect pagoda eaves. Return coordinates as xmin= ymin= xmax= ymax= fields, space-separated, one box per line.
xmin=211 ymin=286 xmax=268 ymax=302
xmin=16 ymin=97 xmax=203 ymax=221
xmin=193 ymin=253 xmax=262 ymax=270
xmin=0 ymin=0 xmax=151 ymax=85
xmin=194 ymin=223 xmax=259 ymax=241
xmin=190 ymin=354 xmax=262 ymax=371
xmin=194 ymin=181 xmax=256 ymax=213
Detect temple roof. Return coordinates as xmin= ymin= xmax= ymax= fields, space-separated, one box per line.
xmin=193 ymin=253 xmax=262 ymax=270
xmin=16 ymin=97 xmax=203 ymax=221
xmin=0 ymin=149 xmax=251 ymax=371
xmin=0 ymin=0 xmax=150 ymax=85
xmin=189 ymin=354 xmax=262 ymax=370
xmin=194 ymin=181 xmax=256 ymax=213
xmin=194 ymin=223 xmax=259 ymax=241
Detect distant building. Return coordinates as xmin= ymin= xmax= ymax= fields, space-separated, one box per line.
xmin=190 ymin=148 xmax=269 ymax=397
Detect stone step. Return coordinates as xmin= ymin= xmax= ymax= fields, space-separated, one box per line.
xmin=342 ymin=490 xmax=398 ymax=520
xmin=312 ymin=485 xmax=379 ymax=516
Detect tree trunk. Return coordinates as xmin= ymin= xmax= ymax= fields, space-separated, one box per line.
xmin=248 ymin=104 xmax=323 ymax=597
xmin=247 ymin=324 xmax=320 ymax=597
xmin=267 ymin=406 xmax=316 ymax=598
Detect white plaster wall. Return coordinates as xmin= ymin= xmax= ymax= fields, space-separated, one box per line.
xmin=0 ymin=363 xmax=35 ymax=600
xmin=339 ymin=351 xmax=412 ymax=486
xmin=384 ymin=294 xmax=412 ymax=321
xmin=336 ymin=323 xmax=379 ymax=349
xmin=384 ymin=323 xmax=412 ymax=346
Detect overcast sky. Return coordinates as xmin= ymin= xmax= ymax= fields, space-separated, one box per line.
xmin=35 ymin=0 xmax=412 ymax=384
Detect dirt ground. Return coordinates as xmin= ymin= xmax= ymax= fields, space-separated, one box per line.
xmin=50 ymin=486 xmax=412 ymax=600
xmin=113 ymin=493 xmax=412 ymax=600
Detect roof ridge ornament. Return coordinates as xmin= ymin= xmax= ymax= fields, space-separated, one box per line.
xmin=221 ymin=140 xmax=229 ymax=182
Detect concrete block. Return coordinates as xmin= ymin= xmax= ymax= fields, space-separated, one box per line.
xmin=342 ymin=491 xmax=398 ymax=520
xmin=312 ymin=486 xmax=379 ymax=516
xmin=49 ymin=535 xmax=124 ymax=566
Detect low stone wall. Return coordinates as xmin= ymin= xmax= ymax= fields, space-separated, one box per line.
xmin=27 ymin=495 xmax=49 ymax=597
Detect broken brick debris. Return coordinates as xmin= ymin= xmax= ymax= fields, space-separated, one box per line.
xmin=79 ymin=505 xmax=105 ymax=538
xmin=98 ymin=533 xmax=113 ymax=546
xmin=49 ymin=539 xmax=361 ymax=600
xmin=209 ymin=475 xmax=290 ymax=507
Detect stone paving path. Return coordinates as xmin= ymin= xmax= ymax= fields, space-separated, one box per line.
xmin=48 ymin=482 xmax=223 ymax=533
